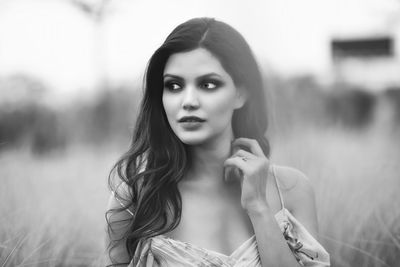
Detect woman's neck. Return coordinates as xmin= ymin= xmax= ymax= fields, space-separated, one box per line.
xmin=184 ymin=131 xmax=234 ymax=188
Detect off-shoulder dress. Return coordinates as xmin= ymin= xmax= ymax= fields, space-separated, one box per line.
xmin=112 ymin=165 xmax=330 ymax=267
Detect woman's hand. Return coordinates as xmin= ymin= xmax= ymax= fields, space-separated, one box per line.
xmin=224 ymin=138 xmax=271 ymax=214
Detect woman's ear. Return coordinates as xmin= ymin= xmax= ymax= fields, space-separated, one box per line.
xmin=234 ymin=87 xmax=248 ymax=109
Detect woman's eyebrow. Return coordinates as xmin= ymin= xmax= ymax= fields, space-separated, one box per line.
xmin=163 ymin=72 xmax=222 ymax=81
xmin=163 ymin=74 xmax=183 ymax=81
xmin=196 ymin=72 xmax=222 ymax=80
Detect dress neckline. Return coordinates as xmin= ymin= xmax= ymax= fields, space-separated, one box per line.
xmin=151 ymin=165 xmax=287 ymax=258
xmin=153 ymin=207 xmax=287 ymax=258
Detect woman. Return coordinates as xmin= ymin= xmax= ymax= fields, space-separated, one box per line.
xmin=105 ymin=17 xmax=330 ymax=267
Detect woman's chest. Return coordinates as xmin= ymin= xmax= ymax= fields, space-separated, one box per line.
xmin=166 ymin=191 xmax=254 ymax=255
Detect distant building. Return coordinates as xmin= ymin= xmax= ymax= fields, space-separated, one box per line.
xmin=331 ymin=36 xmax=400 ymax=91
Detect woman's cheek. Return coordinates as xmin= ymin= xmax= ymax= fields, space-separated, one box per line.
xmin=163 ymin=95 xmax=178 ymax=115
xmin=213 ymin=95 xmax=237 ymax=120
xmin=162 ymin=96 xmax=178 ymax=129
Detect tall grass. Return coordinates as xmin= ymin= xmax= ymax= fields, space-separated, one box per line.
xmin=0 ymin=145 xmax=120 ymax=266
xmin=1 ymin=126 xmax=399 ymax=266
xmin=271 ymin=125 xmax=400 ymax=267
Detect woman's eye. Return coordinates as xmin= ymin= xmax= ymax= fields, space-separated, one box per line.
xmin=164 ymin=82 xmax=182 ymax=91
xmin=201 ymin=81 xmax=219 ymax=90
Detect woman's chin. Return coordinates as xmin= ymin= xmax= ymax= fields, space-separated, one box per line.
xmin=177 ymin=133 xmax=210 ymax=146
xmin=180 ymin=137 xmax=207 ymax=146
xmin=176 ymin=129 xmax=231 ymax=147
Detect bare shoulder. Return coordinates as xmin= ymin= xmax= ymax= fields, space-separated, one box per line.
xmin=272 ymin=164 xmax=319 ymax=235
xmin=272 ymin=164 xmax=316 ymax=210
xmin=272 ymin=164 xmax=312 ymax=190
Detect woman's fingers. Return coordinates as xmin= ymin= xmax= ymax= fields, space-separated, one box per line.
xmin=225 ymin=139 xmax=269 ymax=184
xmin=224 ymin=165 xmax=243 ymax=183
xmin=224 ymin=156 xmax=249 ymax=173
xmin=223 ymin=156 xmax=248 ymax=185
xmin=224 ymin=150 xmax=253 ymax=183
xmin=233 ymin=149 xmax=256 ymax=160
xmin=232 ymin=138 xmax=265 ymax=157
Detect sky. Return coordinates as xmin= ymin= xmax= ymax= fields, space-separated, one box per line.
xmin=0 ymin=0 xmax=399 ymax=97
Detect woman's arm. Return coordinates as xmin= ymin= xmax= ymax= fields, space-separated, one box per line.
xmin=282 ymin=167 xmax=319 ymax=238
xmin=224 ymin=138 xmax=320 ymax=267
xmin=248 ymin=167 xmax=318 ymax=267
xmin=247 ymin=205 xmax=301 ymax=266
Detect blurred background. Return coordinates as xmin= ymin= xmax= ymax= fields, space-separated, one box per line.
xmin=1 ymin=0 xmax=399 ymax=266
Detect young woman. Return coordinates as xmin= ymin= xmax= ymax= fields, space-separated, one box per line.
xmin=105 ymin=17 xmax=330 ymax=267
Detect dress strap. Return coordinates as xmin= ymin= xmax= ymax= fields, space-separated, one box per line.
xmin=271 ymin=164 xmax=285 ymax=210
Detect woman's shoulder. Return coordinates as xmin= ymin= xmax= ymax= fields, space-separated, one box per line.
xmin=271 ymin=164 xmax=310 ymax=190
xmin=271 ymin=164 xmax=315 ymax=210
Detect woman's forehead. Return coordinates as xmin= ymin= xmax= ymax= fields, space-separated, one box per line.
xmin=163 ymin=48 xmax=230 ymax=79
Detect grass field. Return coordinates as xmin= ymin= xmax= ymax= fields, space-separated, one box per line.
xmin=0 ymin=145 xmax=118 ymax=266
xmin=271 ymin=125 xmax=400 ymax=267
xmin=1 ymin=125 xmax=399 ymax=266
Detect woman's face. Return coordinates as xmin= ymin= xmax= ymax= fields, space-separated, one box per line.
xmin=162 ymin=48 xmax=246 ymax=146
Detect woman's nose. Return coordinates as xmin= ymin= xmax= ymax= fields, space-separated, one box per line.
xmin=182 ymin=87 xmax=200 ymax=110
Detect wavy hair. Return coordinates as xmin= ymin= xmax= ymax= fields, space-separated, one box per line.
xmin=106 ymin=17 xmax=270 ymax=266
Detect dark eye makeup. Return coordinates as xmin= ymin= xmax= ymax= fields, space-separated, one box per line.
xmin=163 ymin=74 xmax=225 ymax=92
xmin=163 ymin=80 xmax=182 ymax=91
xmin=199 ymin=79 xmax=224 ymax=90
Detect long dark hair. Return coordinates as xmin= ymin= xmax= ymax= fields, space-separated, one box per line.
xmin=106 ymin=17 xmax=270 ymax=265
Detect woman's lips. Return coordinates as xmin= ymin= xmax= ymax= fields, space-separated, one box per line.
xmin=178 ymin=116 xmax=205 ymax=130
xmin=179 ymin=121 xmax=204 ymax=130
xmin=178 ymin=116 xmax=205 ymax=122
